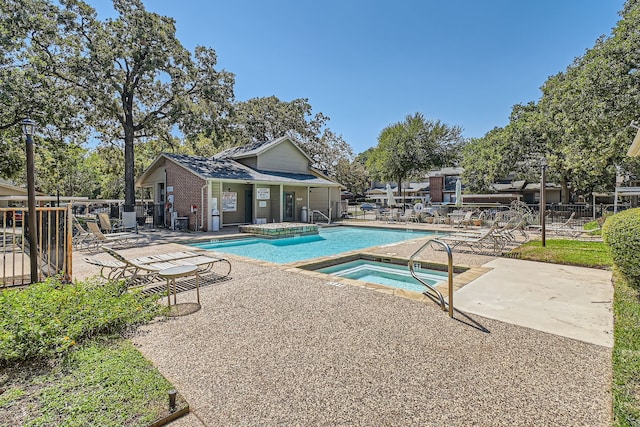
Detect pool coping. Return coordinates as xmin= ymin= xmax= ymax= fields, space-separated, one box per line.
xmin=208 ymin=246 xmax=492 ymax=307
xmin=185 ymin=225 xmax=493 ymax=307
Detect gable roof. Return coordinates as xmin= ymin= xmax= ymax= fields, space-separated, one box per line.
xmin=0 ymin=179 xmax=27 ymax=196
xmin=215 ymin=136 xmax=312 ymax=162
xmin=161 ymin=153 xmax=338 ymax=186
xmin=137 ymin=137 xmax=339 ymax=187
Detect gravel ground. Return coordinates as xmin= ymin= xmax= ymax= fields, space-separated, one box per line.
xmin=72 ymin=224 xmax=612 ymax=426
xmin=128 ymin=261 xmax=611 ymax=426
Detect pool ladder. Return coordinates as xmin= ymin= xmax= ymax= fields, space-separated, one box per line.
xmin=408 ymin=238 xmax=454 ymax=318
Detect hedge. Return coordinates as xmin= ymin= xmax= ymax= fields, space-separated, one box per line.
xmin=602 ymin=207 xmax=640 ymax=285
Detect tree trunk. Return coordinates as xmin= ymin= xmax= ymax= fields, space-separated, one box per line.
xmin=123 ymin=120 xmax=136 ymax=213
xmin=561 ymin=177 xmax=570 ymax=204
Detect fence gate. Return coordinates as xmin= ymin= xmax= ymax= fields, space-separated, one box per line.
xmin=1 ymin=205 xmax=73 ymax=287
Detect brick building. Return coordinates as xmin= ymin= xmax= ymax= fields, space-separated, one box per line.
xmin=136 ymin=137 xmax=342 ymax=231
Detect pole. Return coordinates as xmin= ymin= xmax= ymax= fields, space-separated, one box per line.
xmin=26 ymin=133 xmax=39 ymax=283
xmin=541 ymin=162 xmax=547 ymax=248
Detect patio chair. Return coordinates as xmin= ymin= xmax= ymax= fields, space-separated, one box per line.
xmin=438 ymin=225 xmax=504 ymax=254
xmin=451 ymin=210 xmax=474 ymax=228
xmin=97 ymin=212 xmax=130 ymax=233
xmin=547 ymin=212 xmax=583 ymax=237
xmin=86 ymin=221 xmax=145 ymax=248
xmin=72 ymin=216 xmax=98 ymax=250
xmin=103 ymin=247 xmax=231 ymax=288
xmin=121 ymin=211 xmax=138 ymax=232
xmin=82 ymin=255 xmax=130 ymax=281
xmin=431 ymin=210 xmax=447 ymax=225
xmin=399 ymin=208 xmax=419 ymax=223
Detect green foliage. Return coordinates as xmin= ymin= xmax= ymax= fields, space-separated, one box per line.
xmin=583 ymin=219 xmax=603 ymax=235
xmin=1 ymin=337 xmax=176 ymax=426
xmin=0 ymin=277 xmax=161 ymax=365
xmin=335 ymin=158 xmax=369 ymax=195
xmin=602 ymin=208 xmax=640 ymax=283
xmin=367 ymin=113 xmax=463 ymax=200
xmin=510 ymin=239 xmax=612 ymax=268
xmin=459 ymin=1 xmax=640 ymax=200
xmin=611 ymin=270 xmax=640 ymax=426
xmin=461 ymin=128 xmax=514 ymax=193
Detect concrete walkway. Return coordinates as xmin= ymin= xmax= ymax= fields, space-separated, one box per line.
xmin=454 ymin=257 xmax=614 ymax=347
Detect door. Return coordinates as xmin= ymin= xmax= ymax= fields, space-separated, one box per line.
xmin=284 ymin=192 xmax=295 ymax=221
xmin=244 ymin=190 xmax=253 ymax=223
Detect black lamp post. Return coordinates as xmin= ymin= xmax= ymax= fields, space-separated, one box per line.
xmin=22 ymin=118 xmax=39 ymax=283
xmin=540 ymin=158 xmax=547 ymax=248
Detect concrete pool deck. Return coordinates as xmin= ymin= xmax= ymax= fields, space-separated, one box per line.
xmin=71 ymin=226 xmax=614 ymax=425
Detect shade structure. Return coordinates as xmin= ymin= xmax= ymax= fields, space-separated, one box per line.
xmin=386 ymin=183 xmax=397 ymax=207
xmin=455 ymin=179 xmax=462 ymax=207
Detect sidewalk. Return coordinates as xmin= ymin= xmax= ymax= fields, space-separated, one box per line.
xmin=455 ymin=257 xmax=613 ymax=347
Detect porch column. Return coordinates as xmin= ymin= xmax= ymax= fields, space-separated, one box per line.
xmin=279 ymin=184 xmax=284 ymax=222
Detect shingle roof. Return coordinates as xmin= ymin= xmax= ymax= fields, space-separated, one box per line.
xmin=165 ymin=153 xmax=337 ymax=186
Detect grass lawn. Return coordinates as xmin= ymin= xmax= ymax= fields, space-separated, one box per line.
xmin=611 ymin=271 xmax=640 ymax=426
xmin=0 ymin=337 xmax=184 ymax=426
xmin=510 ymin=238 xmax=612 ymax=268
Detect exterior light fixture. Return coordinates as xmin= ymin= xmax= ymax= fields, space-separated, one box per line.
xmin=21 ymin=118 xmax=39 ymax=283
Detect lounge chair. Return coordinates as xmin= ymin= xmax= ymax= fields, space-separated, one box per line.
xmin=97 ymin=212 xmax=134 ymax=233
xmin=431 ymin=210 xmax=447 ymax=225
xmin=438 ymin=225 xmax=504 ymax=253
xmin=86 ymin=221 xmax=144 ymax=248
xmin=82 ymin=256 xmax=130 ymax=281
xmin=72 ymin=216 xmax=98 ymax=250
xmin=399 ymin=208 xmax=419 ymax=223
xmin=527 ymin=212 xmax=582 ymax=237
xmin=102 ymin=247 xmax=231 ymax=288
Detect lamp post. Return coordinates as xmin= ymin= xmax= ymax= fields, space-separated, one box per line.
xmin=22 ymin=118 xmax=39 ymax=283
xmin=540 ymin=158 xmax=547 ymax=248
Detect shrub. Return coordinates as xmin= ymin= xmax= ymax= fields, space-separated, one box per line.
xmin=602 ymin=207 xmax=640 ymax=285
xmin=0 ymin=277 xmax=161 ymax=365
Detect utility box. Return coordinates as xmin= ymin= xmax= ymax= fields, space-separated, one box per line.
xmin=176 ymin=216 xmax=189 ymax=231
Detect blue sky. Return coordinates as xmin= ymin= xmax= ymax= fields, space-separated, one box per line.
xmin=89 ymin=0 xmax=624 ymax=155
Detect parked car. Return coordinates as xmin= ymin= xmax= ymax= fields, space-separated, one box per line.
xmin=13 ymin=211 xmax=22 ymax=225
xmin=360 ymin=202 xmax=377 ymax=212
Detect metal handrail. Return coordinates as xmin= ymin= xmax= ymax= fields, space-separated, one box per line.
xmin=408 ymin=238 xmax=454 ymax=318
xmin=310 ymin=210 xmax=331 ymax=224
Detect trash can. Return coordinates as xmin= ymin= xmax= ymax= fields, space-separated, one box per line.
xmin=212 ymin=209 xmax=220 ymax=232
xmin=301 ymin=206 xmax=308 ymax=223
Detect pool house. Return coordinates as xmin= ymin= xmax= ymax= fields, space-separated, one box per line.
xmin=136 ymin=137 xmax=343 ymax=231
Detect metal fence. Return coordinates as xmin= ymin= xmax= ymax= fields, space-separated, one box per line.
xmin=1 ymin=205 xmax=73 ymax=287
xmin=343 ymin=201 xmax=623 ymax=226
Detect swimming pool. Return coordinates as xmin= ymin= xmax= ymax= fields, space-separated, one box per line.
xmin=192 ymin=226 xmax=438 ymax=264
xmin=316 ymin=259 xmax=449 ymax=293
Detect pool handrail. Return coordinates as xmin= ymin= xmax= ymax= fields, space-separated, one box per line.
xmin=408 ymin=238 xmax=454 ymax=318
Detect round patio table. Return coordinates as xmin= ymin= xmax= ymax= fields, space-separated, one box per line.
xmin=159 ymin=264 xmax=200 ymax=312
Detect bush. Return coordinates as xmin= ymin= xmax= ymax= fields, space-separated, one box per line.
xmin=602 ymin=207 xmax=640 ymax=284
xmin=0 ymin=277 xmax=161 ymax=365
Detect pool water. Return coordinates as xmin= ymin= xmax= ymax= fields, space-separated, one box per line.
xmin=318 ymin=259 xmax=448 ymax=293
xmin=192 ymin=226 xmax=437 ymax=264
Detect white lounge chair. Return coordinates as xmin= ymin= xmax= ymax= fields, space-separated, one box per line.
xmin=86 ymin=221 xmax=144 ymax=248
xmin=102 ymin=247 xmax=231 ymax=288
